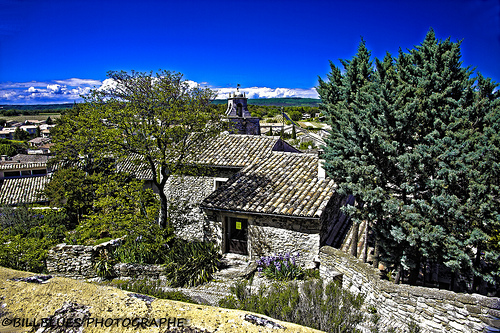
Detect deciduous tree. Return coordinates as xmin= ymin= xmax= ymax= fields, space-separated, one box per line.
xmin=51 ymin=70 xmax=226 ymax=229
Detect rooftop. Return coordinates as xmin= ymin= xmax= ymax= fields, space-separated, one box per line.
xmin=201 ymin=153 xmax=335 ymax=218
xmin=119 ymin=135 xmax=284 ymax=179
xmin=0 ymin=175 xmax=49 ymax=205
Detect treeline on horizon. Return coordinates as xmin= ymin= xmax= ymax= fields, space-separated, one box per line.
xmin=0 ymin=98 xmax=321 ymax=117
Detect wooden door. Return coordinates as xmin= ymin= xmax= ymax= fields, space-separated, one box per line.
xmin=226 ymin=217 xmax=248 ymax=255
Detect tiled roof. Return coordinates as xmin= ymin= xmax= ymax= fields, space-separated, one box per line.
xmin=117 ymin=156 xmax=152 ymax=180
xmin=118 ymin=135 xmax=280 ymax=179
xmin=195 ymin=134 xmax=277 ymax=167
xmin=0 ymin=162 xmax=47 ymax=171
xmin=0 ymin=175 xmax=50 ymax=205
xmin=201 ymin=153 xmax=336 ymax=218
xmin=10 ymin=154 xmax=51 ymax=164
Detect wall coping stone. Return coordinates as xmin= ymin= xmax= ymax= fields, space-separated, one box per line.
xmin=319 ymin=246 xmax=500 ymax=333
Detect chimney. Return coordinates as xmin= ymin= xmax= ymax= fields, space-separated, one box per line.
xmin=318 ymin=158 xmax=326 ymax=180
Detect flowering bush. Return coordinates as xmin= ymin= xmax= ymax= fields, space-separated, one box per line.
xmin=256 ymin=252 xmax=304 ymax=281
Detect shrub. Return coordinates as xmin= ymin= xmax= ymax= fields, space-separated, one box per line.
xmin=0 ymin=234 xmax=55 ymax=273
xmin=219 ymin=278 xmax=365 ymax=333
xmin=112 ymin=227 xmax=173 ymax=265
xmin=256 ymin=252 xmax=304 ymax=281
xmin=93 ymin=248 xmax=117 ymax=279
xmin=0 ymin=206 xmax=69 ymax=273
xmin=162 ymin=239 xmax=221 ymax=287
xmin=299 ymin=140 xmax=315 ymax=150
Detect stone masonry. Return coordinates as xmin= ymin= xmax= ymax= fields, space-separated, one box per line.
xmin=319 ymin=246 xmax=500 ymax=333
xmin=46 ymin=239 xmax=121 ymax=279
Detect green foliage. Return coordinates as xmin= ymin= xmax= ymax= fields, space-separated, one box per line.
xmin=318 ymin=29 xmax=500 ymax=291
xmin=44 ymin=167 xmax=95 ymax=224
xmin=162 ymin=239 xmax=221 ymax=287
xmin=112 ymin=226 xmax=174 ymax=265
xmin=51 ymin=70 xmax=227 ymax=229
xmin=0 ymin=234 xmax=53 ymax=273
xmin=93 ymin=248 xmax=117 ymax=279
xmin=13 ymin=127 xmax=29 ymax=141
xmin=219 ymin=279 xmax=365 ymax=333
xmin=407 ymin=320 xmax=421 ymax=333
xmin=289 ymin=110 xmax=302 ymax=121
xmin=299 ymin=140 xmax=314 ymax=150
xmin=256 ymin=253 xmax=304 ymax=281
xmin=0 ymin=143 xmax=16 ymax=156
xmin=0 ymin=206 xmax=69 ymax=272
xmin=67 ymin=173 xmax=160 ymax=245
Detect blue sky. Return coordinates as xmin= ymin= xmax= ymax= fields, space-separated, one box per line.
xmin=0 ymin=0 xmax=498 ymax=104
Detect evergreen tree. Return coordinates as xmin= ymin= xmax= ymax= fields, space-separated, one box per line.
xmin=292 ymin=125 xmax=296 ymax=139
xmin=318 ymin=29 xmax=500 ymax=291
xmin=13 ymin=127 xmax=28 ymax=141
xmin=319 ymin=38 xmax=376 ymax=258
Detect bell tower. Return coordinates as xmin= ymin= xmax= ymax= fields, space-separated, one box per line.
xmin=226 ymin=85 xmax=260 ymax=135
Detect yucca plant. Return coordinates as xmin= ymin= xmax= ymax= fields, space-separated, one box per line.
xmin=163 ymin=239 xmax=221 ymax=287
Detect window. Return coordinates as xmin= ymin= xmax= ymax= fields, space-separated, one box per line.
xmin=4 ymin=171 xmax=21 ymax=178
xmin=214 ymin=178 xmax=228 ymax=190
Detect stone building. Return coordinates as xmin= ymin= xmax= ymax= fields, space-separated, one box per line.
xmin=157 ymin=132 xmax=351 ymax=267
xmin=151 ymin=89 xmax=352 ymax=267
xmin=225 ymin=86 xmax=260 ymax=135
xmin=0 ymin=155 xmax=51 ymax=205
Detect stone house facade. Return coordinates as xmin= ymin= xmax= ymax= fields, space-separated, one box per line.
xmin=159 ymin=133 xmax=348 ymax=268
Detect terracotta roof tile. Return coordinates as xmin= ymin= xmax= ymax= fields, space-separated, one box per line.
xmin=119 ymin=135 xmax=279 ymax=179
xmin=0 ymin=162 xmax=47 ymax=171
xmin=201 ymin=153 xmax=336 ymax=218
xmin=0 ymin=176 xmax=49 ymax=205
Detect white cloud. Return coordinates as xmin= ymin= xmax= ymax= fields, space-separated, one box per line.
xmin=54 ymin=78 xmax=102 ymax=87
xmin=47 ymin=84 xmax=65 ymax=94
xmin=0 ymin=77 xmax=320 ymax=104
xmin=97 ymin=78 xmax=117 ymax=92
xmin=185 ymin=80 xmax=200 ymax=89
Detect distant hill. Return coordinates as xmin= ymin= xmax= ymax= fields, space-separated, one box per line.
xmin=0 ymin=103 xmax=74 ymax=111
xmin=212 ymin=98 xmax=322 ymax=107
xmin=1 ymin=98 xmax=322 ymax=111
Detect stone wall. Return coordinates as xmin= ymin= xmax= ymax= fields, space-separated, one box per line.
xmin=113 ymin=263 xmax=166 ymax=279
xmin=47 ymin=239 xmax=121 ymax=279
xmin=206 ymin=210 xmax=321 ymax=268
xmin=250 ymin=215 xmax=320 ymax=268
xmin=319 ymin=246 xmax=500 ymax=333
xmin=164 ymin=171 xmax=237 ymax=242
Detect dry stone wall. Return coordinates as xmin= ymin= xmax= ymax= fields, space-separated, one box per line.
xmin=250 ymin=215 xmax=321 ymax=268
xmin=319 ymin=246 xmax=500 ymax=333
xmin=47 ymin=239 xmax=121 ymax=279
